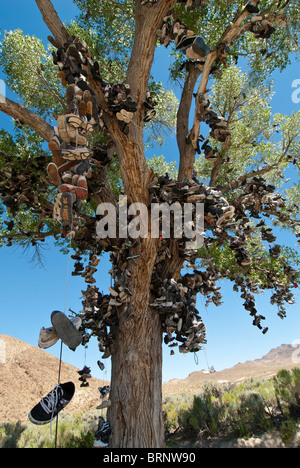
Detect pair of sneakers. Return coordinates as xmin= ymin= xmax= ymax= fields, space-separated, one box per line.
xmin=58 ymin=173 xmax=88 ymax=201
xmin=38 ymin=311 xmax=82 ymax=352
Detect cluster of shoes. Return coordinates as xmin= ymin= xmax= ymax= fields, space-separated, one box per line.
xmin=249 ymin=15 xmax=276 ymax=39
xmin=231 ymin=244 xmax=298 ymax=331
xmin=234 ymin=176 xmax=291 ymax=226
xmin=102 ymin=81 xmax=137 ymax=126
xmin=93 ymin=416 xmax=112 ymax=448
xmin=150 ymin=277 xmax=207 ymax=354
xmin=78 ymin=365 xmax=92 ymax=387
xmin=193 ymin=93 xmax=231 ymax=148
xmin=47 ymin=35 xmax=100 ymax=237
xmin=78 ymin=284 xmax=115 ymax=359
xmin=91 ymin=62 xmax=156 ymax=131
xmin=229 ymin=237 xmax=252 ymax=267
xmin=142 ymin=0 xmax=205 ymax=7
xmin=54 ymin=166 xmax=298 ymax=351
xmin=147 ymin=174 xmax=235 ymax=233
xmin=0 ymin=153 xmax=51 ymax=221
xmin=157 ymin=15 xmax=211 ymax=62
xmin=38 ymin=310 xmax=83 ymax=351
xmin=48 ymin=33 xmax=152 ymax=237
xmin=245 ymin=3 xmax=287 ymax=40
xmin=71 ymin=250 xmax=101 ymax=285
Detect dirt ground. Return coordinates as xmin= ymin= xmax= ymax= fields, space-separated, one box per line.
xmin=168 ymin=430 xmax=300 ymax=448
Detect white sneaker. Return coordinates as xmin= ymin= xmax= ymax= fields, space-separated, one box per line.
xmin=96 ymin=399 xmax=111 ymax=410
xmin=39 ymin=316 xmax=82 ymax=349
xmin=93 ymin=439 xmax=108 ymax=448
xmin=38 ymin=327 xmax=59 ymax=349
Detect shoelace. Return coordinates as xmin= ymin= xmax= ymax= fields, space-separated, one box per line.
xmin=40 ymin=385 xmax=62 ymax=416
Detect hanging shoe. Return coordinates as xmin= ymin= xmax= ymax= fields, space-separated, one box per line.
xmin=144 ymin=109 xmax=156 ymax=122
xmin=51 ymin=311 xmax=83 ymax=351
xmin=97 ymin=360 xmax=105 ymax=371
xmin=191 ymin=36 xmax=211 ymax=58
xmin=38 ymin=327 xmax=59 ymax=349
xmin=96 ymin=399 xmax=111 ymax=410
xmin=58 ymin=183 xmax=88 ymax=201
xmin=38 ymin=316 xmax=81 ymax=349
xmin=98 ymin=385 xmax=110 ymax=398
xmin=78 ymin=365 xmax=91 ymax=375
xmin=78 ymin=365 xmax=92 ymax=379
xmin=60 ymin=192 xmax=76 ymax=225
xmin=80 ymin=380 xmax=89 ymax=387
xmin=176 ymin=34 xmax=197 ymax=50
xmin=28 ymin=382 xmax=75 ymax=425
xmin=60 ymin=146 xmax=91 ymax=161
xmin=47 ymin=162 xmax=61 ymax=186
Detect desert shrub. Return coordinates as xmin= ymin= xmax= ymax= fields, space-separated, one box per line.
xmin=163 ymin=394 xmax=193 ymax=434
xmin=16 ymin=411 xmax=98 ymax=448
xmin=273 ymin=369 xmax=300 ymax=417
xmin=280 ymin=418 xmax=299 ymax=445
xmin=179 ymin=391 xmax=225 ymax=437
xmin=228 ymin=391 xmax=269 ymax=438
xmin=0 ymin=421 xmax=26 ymax=448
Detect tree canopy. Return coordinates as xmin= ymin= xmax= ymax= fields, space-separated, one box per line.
xmin=0 ymin=0 xmax=299 ymax=448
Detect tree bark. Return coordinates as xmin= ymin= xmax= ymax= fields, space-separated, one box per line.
xmin=108 ymin=237 xmax=165 ymax=448
xmin=35 ymin=0 xmax=73 ymax=46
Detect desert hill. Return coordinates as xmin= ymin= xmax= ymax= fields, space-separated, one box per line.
xmin=1 ymin=335 xmax=299 ymax=423
xmin=0 ymin=334 xmax=109 ymax=423
xmin=162 ymin=344 xmax=300 ymax=395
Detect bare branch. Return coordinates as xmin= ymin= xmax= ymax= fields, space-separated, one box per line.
xmin=35 ymin=0 xmax=73 ymax=47
xmin=127 ymin=0 xmax=177 ymax=130
xmin=178 ymin=0 xmax=261 ymax=181
xmin=0 ymin=95 xmax=53 ymax=141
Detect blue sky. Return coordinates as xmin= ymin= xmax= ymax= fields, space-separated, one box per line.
xmin=0 ymin=1 xmax=299 ymax=385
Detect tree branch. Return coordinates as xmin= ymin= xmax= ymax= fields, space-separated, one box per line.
xmin=0 ymin=95 xmax=53 ymax=141
xmin=179 ymin=51 xmax=217 ymax=181
xmin=219 ymin=144 xmax=292 ymax=194
xmin=126 ymin=0 xmax=177 ymax=129
xmin=35 ymin=0 xmax=73 ymax=47
xmin=177 ymin=62 xmax=203 ymax=176
xmin=178 ymin=0 xmax=260 ymax=181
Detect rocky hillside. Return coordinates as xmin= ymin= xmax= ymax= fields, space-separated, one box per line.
xmin=0 ymin=335 xmax=109 ymax=423
xmin=1 ymin=335 xmax=299 ymax=423
xmin=163 ymin=344 xmax=300 ymax=395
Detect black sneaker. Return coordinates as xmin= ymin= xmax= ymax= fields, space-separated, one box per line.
xmin=28 ymin=382 xmax=75 ymax=425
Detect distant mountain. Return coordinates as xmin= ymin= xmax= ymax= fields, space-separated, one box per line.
xmin=0 ymin=334 xmax=109 ymax=423
xmin=162 ymin=344 xmax=300 ymax=395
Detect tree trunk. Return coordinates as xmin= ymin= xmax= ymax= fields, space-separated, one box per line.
xmin=108 ymin=238 xmax=165 ymax=448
